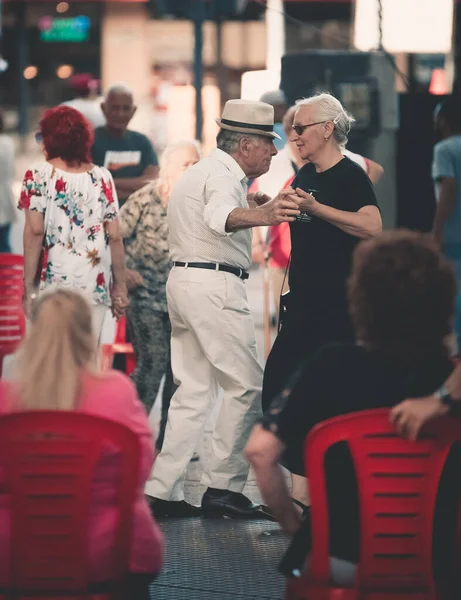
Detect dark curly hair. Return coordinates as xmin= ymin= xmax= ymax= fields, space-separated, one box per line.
xmin=348 ymin=230 xmax=456 ymax=360
xmin=39 ymin=106 xmax=93 ymax=164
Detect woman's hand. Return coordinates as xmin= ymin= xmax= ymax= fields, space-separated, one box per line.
xmin=110 ymin=283 xmax=129 ymax=320
xmin=292 ymin=188 xmax=319 ymax=215
xmin=126 ymin=269 xmax=145 ymax=290
xmin=390 ymin=396 xmax=449 ymax=441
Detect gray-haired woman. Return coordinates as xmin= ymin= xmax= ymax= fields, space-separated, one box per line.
xmin=263 ymin=93 xmax=382 ymax=408
xmin=119 ymin=140 xmax=201 ymax=450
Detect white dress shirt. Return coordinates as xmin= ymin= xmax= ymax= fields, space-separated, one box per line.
xmin=168 ymin=148 xmax=252 ymax=271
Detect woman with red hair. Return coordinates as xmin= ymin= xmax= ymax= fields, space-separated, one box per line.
xmin=19 ymin=106 xmax=128 ymax=340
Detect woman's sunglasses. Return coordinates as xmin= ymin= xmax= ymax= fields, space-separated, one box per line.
xmin=291 ymin=120 xmax=327 ymax=136
xmin=35 ymin=132 xmax=43 ymax=144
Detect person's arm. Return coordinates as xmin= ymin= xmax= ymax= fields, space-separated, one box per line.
xmin=101 ymin=173 xmax=128 ymax=318
xmin=293 ymin=188 xmax=382 ymax=239
xmin=105 ymin=218 xmax=128 ymax=318
xmin=113 ymin=164 xmax=159 ymax=201
xmin=390 ymin=363 xmax=461 ymax=441
xmin=364 ymin=158 xmax=384 ymax=185
xmin=226 ymin=189 xmax=300 ymax=232
xmin=203 ymin=174 xmax=300 ymax=235
xmin=245 ymin=425 xmax=301 ymax=535
xmin=22 ymin=211 xmax=44 ymax=316
xmin=18 ymin=169 xmax=46 ymax=316
xmin=432 ymin=143 xmax=457 ymax=245
xmin=433 ymin=177 xmax=457 ymax=244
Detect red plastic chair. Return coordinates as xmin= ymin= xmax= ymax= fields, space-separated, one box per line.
xmin=0 ymin=255 xmax=26 ymax=378
xmin=286 ymin=409 xmax=461 ymax=600
xmin=0 ymin=410 xmax=140 ymax=600
xmin=100 ymin=316 xmax=136 ymax=375
xmin=0 ymin=254 xmax=24 ymax=299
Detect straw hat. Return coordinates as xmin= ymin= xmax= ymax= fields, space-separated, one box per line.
xmin=216 ymin=99 xmax=281 ymax=139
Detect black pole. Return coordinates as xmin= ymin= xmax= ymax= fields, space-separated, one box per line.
xmin=193 ymin=0 xmax=204 ymax=142
xmin=18 ymin=1 xmax=29 ymax=150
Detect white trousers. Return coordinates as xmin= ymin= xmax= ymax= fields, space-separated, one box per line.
xmin=145 ymin=266 xmax=263 ymax=501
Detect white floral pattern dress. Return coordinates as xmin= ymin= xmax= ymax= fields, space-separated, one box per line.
xmin=19 ymin=162 xmax=119 ymax=306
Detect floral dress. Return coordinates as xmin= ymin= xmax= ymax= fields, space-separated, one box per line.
xmin=19 ymin=163 xmax=118 ymax=306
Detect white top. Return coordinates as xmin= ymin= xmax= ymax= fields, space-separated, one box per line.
xmin=343 ymin=149 xmax=368 ymax=172
xmin=19 ymin=162 xmax=118 ymax=305
xmin=0 ymin=135 xmax=16 ymax=226
xmin=168 ymin=148 xmax=252 ymax=271
xmin=252 ymin=145 xmax=296 ymax=199
xmin=61 ymin=98 xmax=106 ymax=129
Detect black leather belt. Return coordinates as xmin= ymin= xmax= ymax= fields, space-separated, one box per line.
xmin=173 ymin=262 xmax=249 ymax=280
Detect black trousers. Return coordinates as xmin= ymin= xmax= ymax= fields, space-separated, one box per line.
xmin=262 ymin=290 xmax=354 ymax=412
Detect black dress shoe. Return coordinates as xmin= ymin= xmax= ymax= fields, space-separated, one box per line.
xmin=201 ymin=488 xmax=276 ymax=520
xmin=148 ymin=497 xmax=202 ymax=518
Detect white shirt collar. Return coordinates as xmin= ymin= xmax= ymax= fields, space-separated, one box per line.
xmin=209 ymin=148 xmax=248 ymax=185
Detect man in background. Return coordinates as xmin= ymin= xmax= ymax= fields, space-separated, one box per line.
xmin=432 ymin=96 xmax=461 ymax=350
xmin=92 ymin=84 xmax=159 ymax=207
xmin=61 ymin=73 xmax=105 ymax=129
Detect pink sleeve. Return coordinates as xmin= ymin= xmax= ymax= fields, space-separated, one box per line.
xmin=99 ymin=373 xmax=155 ymax=486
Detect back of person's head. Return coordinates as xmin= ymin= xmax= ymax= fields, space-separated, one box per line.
xmin=40 ymin=105 xmax=93 ymax=164
xmin=14 ymin=290 xmax=96 ymax=411
xmin=435 ymin=96 xmax=461 ymax=133
xmin=348 ymin=230 xmax=456 ymax=360
xmin=70 ymin=73 xmax=96 ymax=99
xmin=157 ymin=139 xmax=201 ymax=201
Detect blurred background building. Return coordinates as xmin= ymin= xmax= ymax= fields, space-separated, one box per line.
xmin=1 ymin=0 xmax=460 ymax=230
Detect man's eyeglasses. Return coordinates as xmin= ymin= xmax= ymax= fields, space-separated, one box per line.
xmin=35 ymin=132 xmax=43 ymax=144
xmin=292 ymin=121 xmax=327 ymax=136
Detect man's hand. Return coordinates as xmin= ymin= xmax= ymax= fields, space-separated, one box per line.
xmin=292 ymin=187 xmax=319 ymax=215
xmin=390 ymin=396 xmax=449 ymax=441
xmin=259 ymin=188 xmax=300 ymax=226
xmin=126 ymin=269 xmax=145 ymax=290
xmin=110 ymin=283 xmax=129 ymax=320
xmin=253 ymin=191 xmax=272 ymax=206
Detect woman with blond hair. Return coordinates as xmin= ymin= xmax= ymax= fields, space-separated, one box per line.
xmin=0 ymin=289 xmax=163 ymax=597
xmin=119 ymin=140 xmax=201 ymax=449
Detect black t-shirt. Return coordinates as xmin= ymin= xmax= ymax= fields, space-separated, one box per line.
xmin=91 ymin=127 xmax=158 ymax=179
xmin=289 ymin=157 xmax=378 ymax=302
xmin=264 ymin=343 xmax=457 ymax=565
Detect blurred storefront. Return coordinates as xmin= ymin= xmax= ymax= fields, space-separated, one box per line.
xmin=1 ymin=0 xmax=459 ymax=151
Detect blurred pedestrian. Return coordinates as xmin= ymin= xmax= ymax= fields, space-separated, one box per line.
xmin=61 ymin=73 xmax=105 ymax=129
xmin=0 ymin=110 xmax=16 ymax=253
xmin=146 ymin=99 xmax=300 ymax=518
xmin=18 ymin=106 xmax=128 ymax=341
xmin=432 ymin=96 xmax=461 ymax=350
xmin=92 ymin=84 xmax=159 ymax=207
xmin=0 ymin=289 xmax=163 ymax=597
xmin=119 ymin=140 xmax=201 ymax=450
xmin=262 ymin=93 xmax=382 ymax=412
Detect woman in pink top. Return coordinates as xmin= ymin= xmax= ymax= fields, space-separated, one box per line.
xmin=0 ymin=289 xmax=163 ymax=598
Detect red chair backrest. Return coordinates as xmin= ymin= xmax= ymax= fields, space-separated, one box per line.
xmin=0 ymin=255 xmax=24 ymax=299
xmin=114 ymin=316 xmax=127 ymax=344
xmin=0 ymin=296 xmax=26 ymax=352
xmin=306 ymin=409 xmax=461 ymax=594
xmin=0 ymin=411 xmax=140 ymax=596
